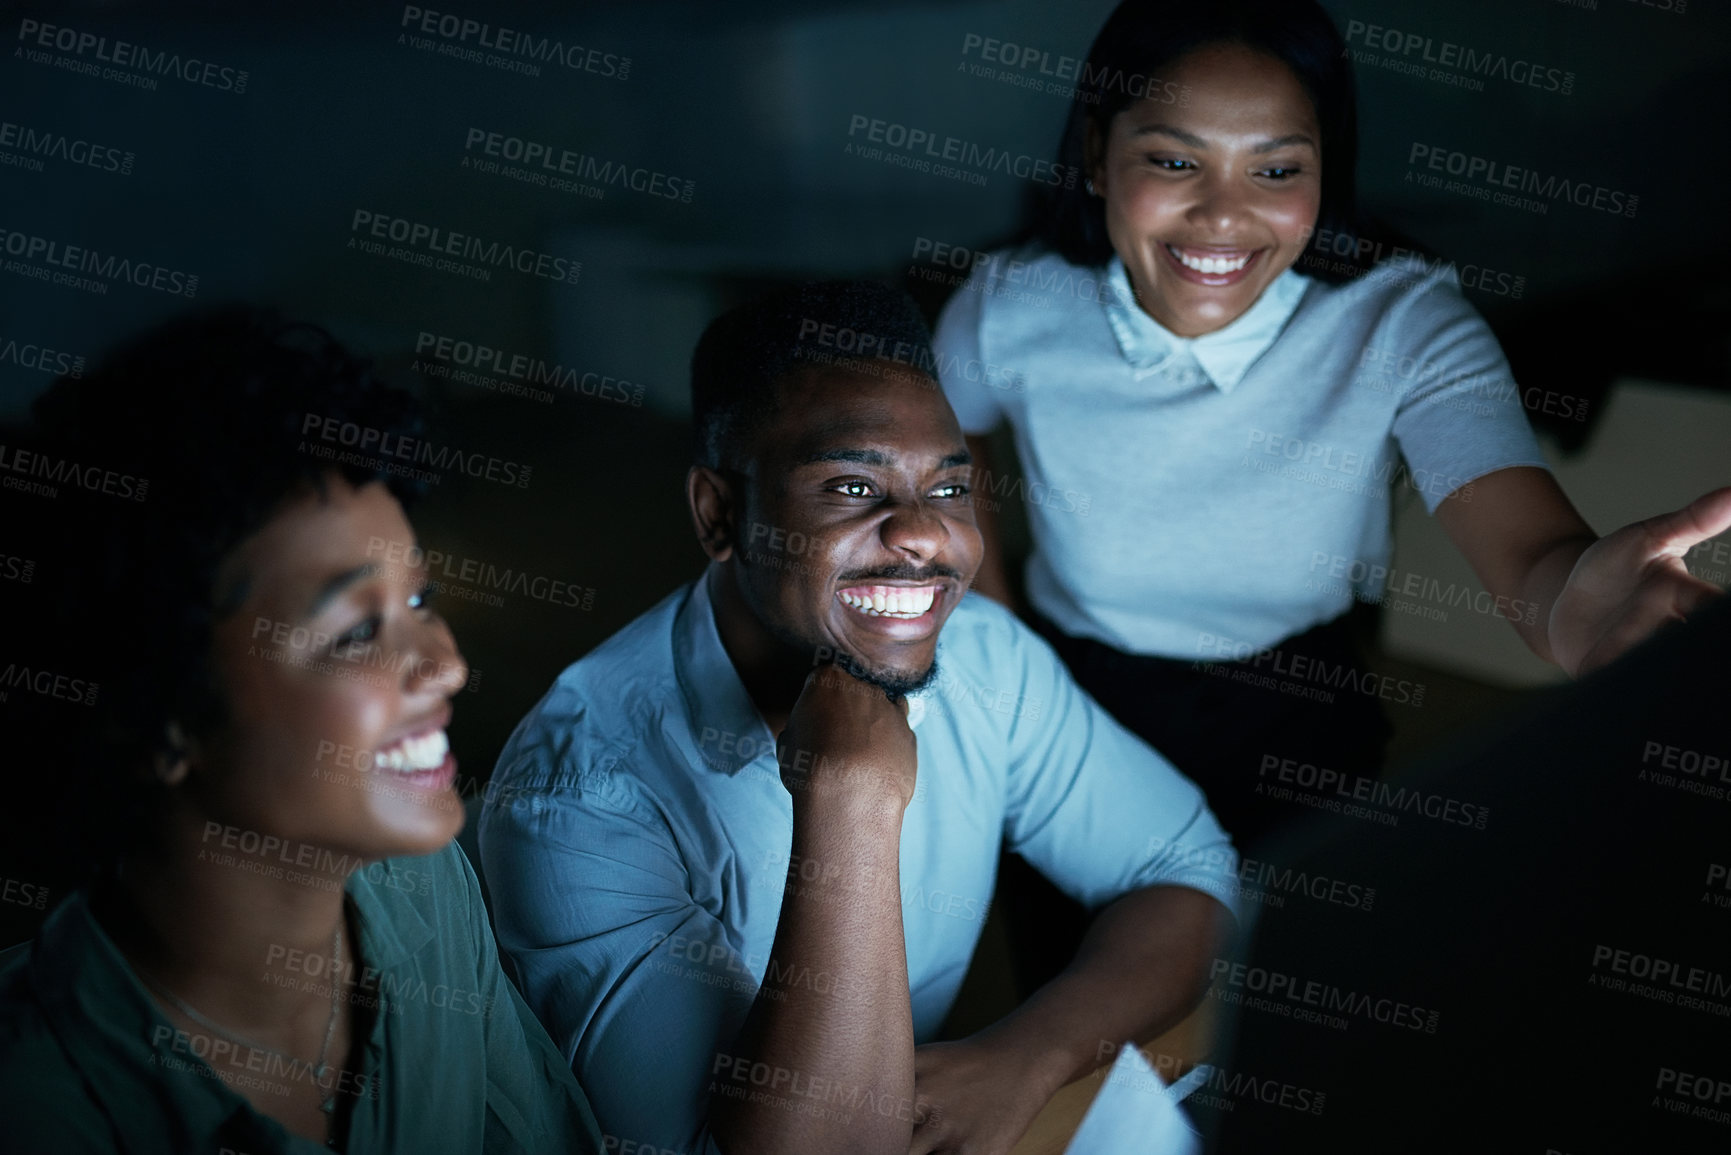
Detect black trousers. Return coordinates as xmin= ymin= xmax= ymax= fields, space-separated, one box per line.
xmin=999 ymin=608 xmax=1394 ymax=996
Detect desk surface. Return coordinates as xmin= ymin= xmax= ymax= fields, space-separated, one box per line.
xmin=1008 ymin=999 xmax=1213 ymax=1155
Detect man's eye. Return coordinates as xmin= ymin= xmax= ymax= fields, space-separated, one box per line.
xmin=1151 ymin=157 xmax=1195 ymax=171
xmin=409 ymin=582 xmax=436 ymax=613
xmin=1259 ymin=166 xmax=1300 ymax=180
xmin=933 ymin=482 xmax=970 ymax=499
xmin=832 ymin=481 xmax=875 ymax=498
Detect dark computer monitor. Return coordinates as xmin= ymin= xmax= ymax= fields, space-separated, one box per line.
xmin=1202 ymin=596 xmax=1731 ymax=1153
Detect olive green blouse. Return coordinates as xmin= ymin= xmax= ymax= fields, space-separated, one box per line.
xmin=0 ymin=842 xmax=605 ymax=1154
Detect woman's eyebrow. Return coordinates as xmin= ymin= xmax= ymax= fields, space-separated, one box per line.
xmin=1128 ymin=124 xmax=1316 ymax=154
xmin=1252 ymin=133 xmax=1317 ymax=153
xmin=303 ymin=562 xmax=380 ymax=618
xmin=1130 ymin=123 xmax=1208 ymax=148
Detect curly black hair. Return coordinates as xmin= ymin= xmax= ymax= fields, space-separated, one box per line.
xmin=0 ymin=305 xmax=425 ymax=885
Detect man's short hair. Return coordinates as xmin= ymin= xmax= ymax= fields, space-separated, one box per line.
xmin=689 ymin=280 xmax=936 ymax=469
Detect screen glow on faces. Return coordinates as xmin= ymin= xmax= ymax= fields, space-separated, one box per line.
xmin=736 ymin=365 xmax=982 ymax=694
xmin=195 ymin=478 xmax=470 ymax=865
xmin=1092 ymin=42 xmax=1323 ymax=338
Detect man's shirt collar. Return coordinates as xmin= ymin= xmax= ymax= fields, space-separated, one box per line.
xmin=673 ymin=567 xmax=929 ymax=776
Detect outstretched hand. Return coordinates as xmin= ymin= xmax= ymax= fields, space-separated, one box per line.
xmin=1549 ymin=487 xmax=1731 ymax=676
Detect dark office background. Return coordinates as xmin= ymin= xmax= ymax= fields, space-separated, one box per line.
xmin=2 ymin=0 xmax=1729 ymax=1147
xmin=4 ymin=0 xmax=1724 ymax=778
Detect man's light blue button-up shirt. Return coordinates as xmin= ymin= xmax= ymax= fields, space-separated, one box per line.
xmin=479 ymin=569 xmax=1239 ymax=1154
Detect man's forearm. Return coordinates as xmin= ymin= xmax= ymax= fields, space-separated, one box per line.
xmin=969 ymin=885 xmax=1232 ymax=1101
xmin=709 ymin=792 xmax=916 ymax=1155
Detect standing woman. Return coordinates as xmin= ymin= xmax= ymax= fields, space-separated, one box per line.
xmin=935 ymin=0 xmax=1730 ymax=967
xmin=0 ymin=308 xmax=605 ymax=1154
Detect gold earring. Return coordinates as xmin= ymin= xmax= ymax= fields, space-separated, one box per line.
xmin=155 ymin=722 xmax=192 ymax=786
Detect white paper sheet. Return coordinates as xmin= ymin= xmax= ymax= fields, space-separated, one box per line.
xmin=1063 ymin=1043 xmax=1205 ymax=1155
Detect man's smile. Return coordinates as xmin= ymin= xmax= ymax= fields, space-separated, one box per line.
xmin=836 ymin=583 xmax=941 ymax=618
xmin=830 ymin=577 xmax=956 ymax=642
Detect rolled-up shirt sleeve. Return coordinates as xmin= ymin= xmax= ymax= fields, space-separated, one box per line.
xmin=995 ymin=617 xmax=1241 ymax=918
xmin=479 ymin=771 xmax=740 ymax=1155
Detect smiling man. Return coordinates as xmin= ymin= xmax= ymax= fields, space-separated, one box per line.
xmin=479 ymin=281 xmax=1238 ymax=1155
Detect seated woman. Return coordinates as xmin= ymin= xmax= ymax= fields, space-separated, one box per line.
xmin=0 ymin=307 xmax=605 ymax=1154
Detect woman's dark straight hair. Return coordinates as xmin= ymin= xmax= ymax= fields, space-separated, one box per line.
xmin=1034 ymin=0 xmax=1362 ymax=283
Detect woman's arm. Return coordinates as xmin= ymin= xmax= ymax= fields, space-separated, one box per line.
xmin=965 ymin=433 xmax=1018 ymax=609
xmin=1433 ymin=466 xmax=1731 ymax=675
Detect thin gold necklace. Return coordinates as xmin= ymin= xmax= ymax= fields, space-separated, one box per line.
xmin=137 ymin=920 xmax=345 ymax=1116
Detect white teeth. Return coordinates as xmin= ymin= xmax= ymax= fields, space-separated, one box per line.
xmin=373 ymin=728 xmax=449 ymax=773
xmin=1171 ymin=246 xmax=1251 ymax=274
xmin=837 ymin=587 xmax=937 ymax=618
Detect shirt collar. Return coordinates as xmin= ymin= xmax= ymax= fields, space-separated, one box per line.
xmin=1101 ymin=255 xmax=1309 ymax=392
xmin=348 ymin=859 xmax=434 ymax=969
xmin=674 ymin=566 xmax=929 ymax=776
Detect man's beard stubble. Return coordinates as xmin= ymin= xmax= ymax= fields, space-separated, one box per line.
xmin=827 ymin=648 xmax=939 ymax=703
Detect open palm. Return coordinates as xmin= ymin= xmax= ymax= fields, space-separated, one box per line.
xmin=1549 ymin=488 xmax=1731 ymax=676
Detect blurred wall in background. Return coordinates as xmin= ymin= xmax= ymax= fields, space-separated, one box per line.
xmin=2 ymin=0 xmax=1726 ymax=812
